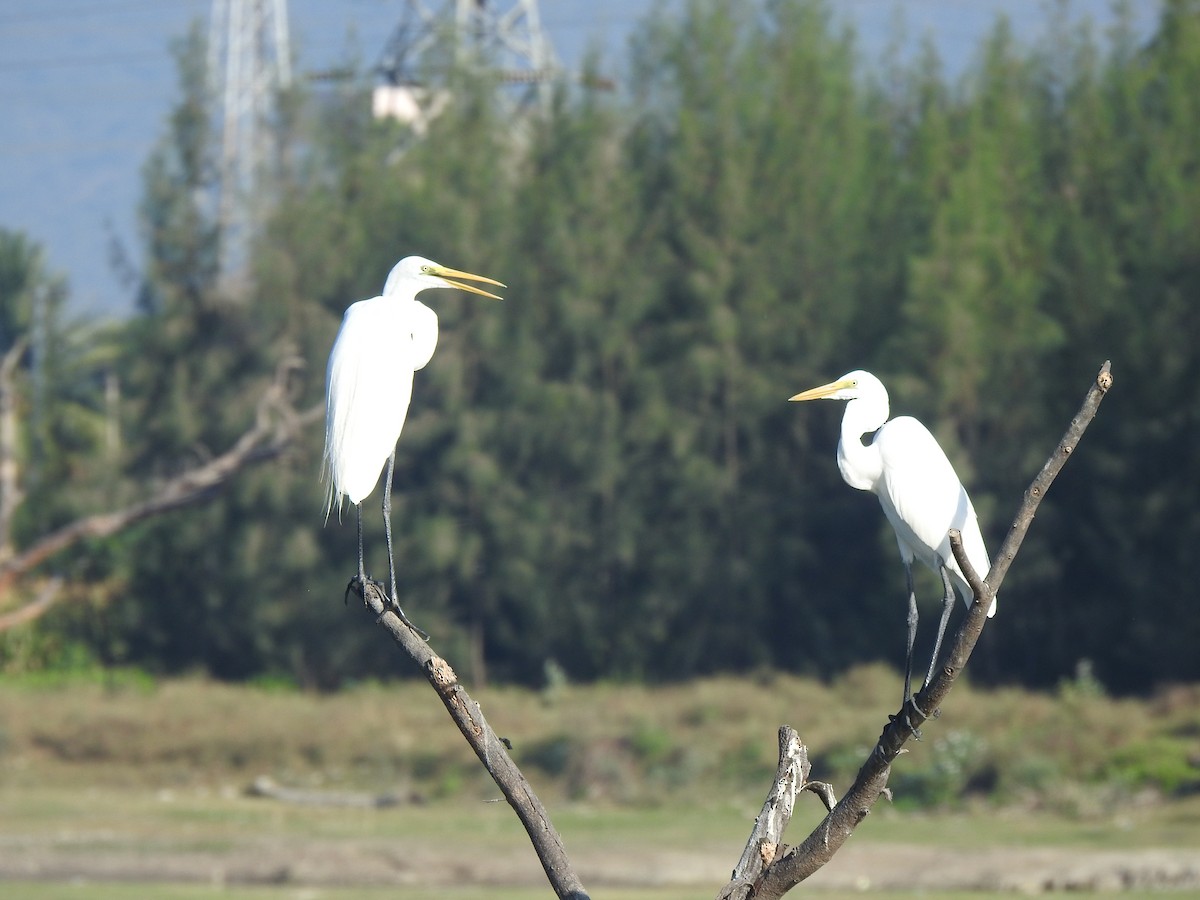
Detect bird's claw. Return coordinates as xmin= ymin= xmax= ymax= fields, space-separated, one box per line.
xmin=344 ymin=575 xmax=430 ymax=640
xmin=344 ymin=574 xmax=387 ymax=607
xmin=888 ymin=710 xmax=922 ymax=740
xmin=903 ymin=695 xmax=935 ymax=740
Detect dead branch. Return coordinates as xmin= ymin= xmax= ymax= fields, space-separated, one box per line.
xmin=353 ymin=579 xmax=591 ymax=900
xmin=717 ymin=727 xmax=811 ymax=900
xmin=801 ymin=780 xmax=838 ymax=812
xmin=726 ymin=361 xmax=1112 ymax=900
xmin=0 ymin=576 xmax=63 ymax=632
xmin=0 ymin=359 xmax=322 ymax=627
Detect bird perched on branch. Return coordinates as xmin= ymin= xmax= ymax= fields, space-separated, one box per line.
xmin=789 ymin=370 xmax=995 ymax=713
xmin=324 ymin=255 xmax=504 ymax=630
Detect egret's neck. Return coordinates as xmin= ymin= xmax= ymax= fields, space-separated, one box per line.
xmin=836 ymin=396 xmax=887 ymax=493
xmin=382 ymin=269 xmax=417 ymax=298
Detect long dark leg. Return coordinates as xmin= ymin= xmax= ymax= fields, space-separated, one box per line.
xmin=923 ymin=565 xmax=957 ymax=691
xmin=382 ymin=451 xmax=398 ymax=604
xmin=344 ymin=503 xmax=369 ymax=606
xmin=903 ymin=562 xmax=918 ymax=705
xmin=357 ymin=502 xmax=367 ymax=586
xmin=379 ymin=451 xmax=428 ymax=639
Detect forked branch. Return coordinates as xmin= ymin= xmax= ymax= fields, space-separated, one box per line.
xmin=717 ymin=726 xmax=814 ymax=900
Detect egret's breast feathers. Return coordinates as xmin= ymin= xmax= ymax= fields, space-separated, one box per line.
xmin=323 ymin=297 xmax=427 ymax=505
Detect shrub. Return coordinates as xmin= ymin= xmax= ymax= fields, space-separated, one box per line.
xmin=1106 ymin=737 xmax=1200 ymax=796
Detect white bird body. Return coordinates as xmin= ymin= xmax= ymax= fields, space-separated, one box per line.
xmin=325 ymin=294 xmax=438 ymax=506
xmin=844 ymin=412 xmax=995 ymax=618
xmin=323 ymin=255 xmax=504 ymax=626
xmin=791 ymin=369 xmax=995 ymax=707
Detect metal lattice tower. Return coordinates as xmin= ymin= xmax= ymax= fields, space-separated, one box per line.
xmin=374 ymin=0 xmax=561 ymax=129
xmin=208 ymin=0 xmax=292 ymax=291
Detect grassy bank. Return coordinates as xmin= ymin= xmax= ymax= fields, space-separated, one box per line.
xmin=2 ymin=668 xmax=1200 ymax=895
xmin=2 ymin=665 xmax=1198 ymax=809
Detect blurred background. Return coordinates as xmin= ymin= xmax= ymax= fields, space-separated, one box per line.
xmin=1 ymin=0 xmax=1195 ymax=695
xmin=3 ymin=1 xmax=1200 ymax=894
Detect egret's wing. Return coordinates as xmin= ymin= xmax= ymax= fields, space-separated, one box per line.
xmin=324 ymin=298 xmax=436 ymax=508
xmin=874 ymin=416 xmax=995 ymax=615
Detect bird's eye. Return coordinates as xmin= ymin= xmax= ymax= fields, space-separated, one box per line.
xmin=420 ymin=265 xmax=434 ymax=274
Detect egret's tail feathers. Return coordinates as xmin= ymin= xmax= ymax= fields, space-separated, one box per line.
xmin=320 ymin=454 xmax=345 ymax=524
xmin=951 ymin=568 xmax=998 ymax=618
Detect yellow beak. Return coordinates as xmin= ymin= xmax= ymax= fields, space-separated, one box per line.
xmin=788 ymin=378 xmax=854 ymax=402
xmin=433 ymin=265 xmax=506 ymax=300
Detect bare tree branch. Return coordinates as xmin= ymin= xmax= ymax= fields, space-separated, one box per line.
xmin=802 ymin=779 xmax=838 ymax=812
xmin=352 ymin=580 xmax=591 ymax=900
xmin=730 ymin=361 xmax=1113 ymax=900
xmin=717 ymin=727 xmax=811 ymax=900
xmin=0 ymin=359 xmax=322 ymax=626
xmin=0 ymin=576 xmax=63 ymax=631
xmin=982 ymin=359 xmax=1114 ymax=591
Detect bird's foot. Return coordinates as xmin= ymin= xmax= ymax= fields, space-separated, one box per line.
xmin=344 ymin=576 xmax=430 ymax=640
xmin=891 ymin=697 xmax=931 ymax=740
xmin=889 ymin=713 xmax=921 ymax=741
xmin=344 ymin=574 xmax=387 ymax=607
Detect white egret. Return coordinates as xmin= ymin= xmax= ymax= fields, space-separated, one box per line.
xmin=324 ymin=255 xmax=504 ymax=628
xmin=789 ymin=370 xmax=995 ymax=711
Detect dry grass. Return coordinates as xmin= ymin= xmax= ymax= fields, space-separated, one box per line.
xmin=2 ymin=669 xmax=1200 ymax=896
xmin=1 ymin=665 xmax=1198 ymax=810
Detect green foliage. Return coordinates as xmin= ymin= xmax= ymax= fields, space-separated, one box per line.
xmin=520 ymin=733 xmax=576 ymax=778
xmin=1058 ymin=659 xmax=1109 ymax=704
xmin=0 ymin=229 xmax=43 ymax=343
xmin=627 ymin=721 xmax=675 ymax=766
xmin=889 ymin=729 xmax=993 ymax=809
xmin=5 ymin=0 xmax=1200 ymax=694
xmin=0 ymin=229 xmax=119 ymax=548
xmin=719 ymin=737 xmax=775 ymax=785
xmin=1106 ymin=737 xmax=1200 ymax=796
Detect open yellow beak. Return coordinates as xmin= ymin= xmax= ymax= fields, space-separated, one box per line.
xmin=433 ymin=265 xmax=506 ymax=300
xmin=788 ymin=378 xmax=854 ymax=402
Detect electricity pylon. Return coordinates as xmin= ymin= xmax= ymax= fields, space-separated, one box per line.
xmin=373 ymin=0 xmax=562 ymax=129
xmin=207 ymin=0 xmax=292 ymax=292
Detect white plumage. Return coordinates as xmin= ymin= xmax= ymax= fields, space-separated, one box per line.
xmin=326 ymin=294 xmax=438 ymax=507
xmin=790 ymin=369 xmax=995 ymax=707
xmin=323 ymin=255 xmax=504 ymax=624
